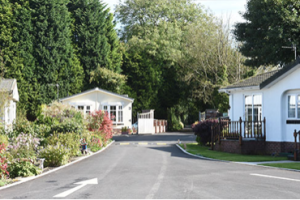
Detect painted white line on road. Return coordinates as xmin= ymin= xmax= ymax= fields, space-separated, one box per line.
xmin=251 ymin=174 xmax=300 ymax=182
xmin=146 ymin=154 xmax=167 ymax=199
xmin=54 ymin=178 xmax=98 ymax=198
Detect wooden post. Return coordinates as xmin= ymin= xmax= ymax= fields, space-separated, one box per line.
xmin=239 ymin=117 xmax=242 ymax=146
xmin=294 ymin=130 xmax=298 ymax=161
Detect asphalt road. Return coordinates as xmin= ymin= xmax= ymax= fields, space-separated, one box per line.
xmin=1 ymin=132 xmax=300 ymax=199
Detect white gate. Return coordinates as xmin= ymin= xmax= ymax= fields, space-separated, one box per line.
xmin=138 ymin=110 xmax=155 ymax=134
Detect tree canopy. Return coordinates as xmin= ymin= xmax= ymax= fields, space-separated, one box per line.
xmin=234 ymin=0 xmax=300 ymax=67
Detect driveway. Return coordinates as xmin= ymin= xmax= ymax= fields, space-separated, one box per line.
xmin=0 ymin=132 xmax=300 ymax=199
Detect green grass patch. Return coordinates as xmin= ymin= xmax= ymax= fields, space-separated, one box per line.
xmin=179 ymin=143 xmax=287 ymax=162
xmin=261 ymin=163 xmax=300 ymax=170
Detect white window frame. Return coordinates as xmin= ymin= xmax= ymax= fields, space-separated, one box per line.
xmin=287 ymin=94 xmax=300 ymax=119
xmin=102 ymin=103 xmax=124 ymax=124
xmin=243 ymin=93 xmax=263 ymax=121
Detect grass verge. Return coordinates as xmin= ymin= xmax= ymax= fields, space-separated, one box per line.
xmin=260 ymin=163 xmax=300 ymax=170
xmin=179 ymin=143 xmax=287 ymax=162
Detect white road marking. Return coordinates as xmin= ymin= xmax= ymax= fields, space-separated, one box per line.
xmin=146 ymin=154 xmax=167 ymax=199
xmin=251 ymin=173 xmax=300 ymax=182
xmin=54 ymin=178 xmax=98 ymax=198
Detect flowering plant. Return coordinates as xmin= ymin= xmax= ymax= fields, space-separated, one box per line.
xmin=7 ymin=133 xmax=40 ymax=160
xmin=0 ymin=143 xmax=9 ymax=179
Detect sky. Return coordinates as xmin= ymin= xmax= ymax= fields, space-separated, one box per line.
xmin=102 ymin=0 xmax=248 ymax=29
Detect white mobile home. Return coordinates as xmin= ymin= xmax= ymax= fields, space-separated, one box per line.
xmin=60 ymin=87 xmax=134 ymax=130
xmin=219 ymin=59 xmax=300 ymax=153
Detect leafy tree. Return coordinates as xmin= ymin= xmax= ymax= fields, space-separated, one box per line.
xmin=116 ymin=0 xmax=246 ymax=126
xmin=234 ymin=0 xmax=300 ymax=67
xmin=90 ymin=65 xmax=126 ymax=94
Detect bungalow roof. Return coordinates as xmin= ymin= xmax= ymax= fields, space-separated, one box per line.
xmin=220 ymin=58 xmax=300 ymax=92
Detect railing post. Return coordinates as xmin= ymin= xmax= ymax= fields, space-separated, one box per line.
xmin=239 ymin=117 xmax=242 ymax=145
xmin=263 ymin=117 xmax=266 ymax=140
xmin=294 ymin=130 xmax=298 ymax=161
xmin=211 ymin=125 xmax=214 ymax=150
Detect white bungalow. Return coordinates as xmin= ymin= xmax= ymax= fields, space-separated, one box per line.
xmin=219 ymin=59 xmax=300 ymax=153
xmin=0 ymin=79 xmax=19 ymax=130
xmin=60 ymin=87 xmax=134 ymax=130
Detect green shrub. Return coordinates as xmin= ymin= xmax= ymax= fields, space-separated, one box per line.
xmin=50 ymin=119 xmax=83 ymax=136
xmin=6 ymin=118 xmax=35 ymax=138
xmin=0 ymin=134 xmax=9 ymax=147
xmin=33 ymin=124 xmax=51 ymax=139
xmin=89 ymin=134 xmax=103 ymax=152
xmin=36 ymin=102 xmax=85 ymax=136
xmin=81 ymin=130 xmax=92 ymax=145
xmin=45 ymin=133 xmax=81 ymax=157
xmin=196 ymin=135 xmax=201 ymax=144
xmin=7 ymin=160 xmax=41 ymax=178
xmin=39 ymin=144 xmax=70 ymax=167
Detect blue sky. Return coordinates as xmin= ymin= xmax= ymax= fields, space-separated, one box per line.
xmin=102 ymin=0 xmax=248 ymax=29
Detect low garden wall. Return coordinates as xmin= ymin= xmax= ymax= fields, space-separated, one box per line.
xmin=214 ymin=140 xmax=295 ymax=155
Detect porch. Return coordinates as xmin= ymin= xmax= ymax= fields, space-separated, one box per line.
xmin=211 ymin=117 xmax=267 ymax=154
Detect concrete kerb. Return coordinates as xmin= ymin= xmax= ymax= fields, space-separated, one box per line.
xmin=0 ymin=140 xmax=115 ymax=191
xmin=176 ymin=143 xmax=300 ymax=172
xmin=175 ymin=144 xmax=227 ymax=162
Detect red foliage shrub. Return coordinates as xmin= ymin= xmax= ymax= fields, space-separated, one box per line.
xmin=87 ymin=110 xmax=113 ymax=143
xmin=0 ymin=143 xmax=9 ymax=178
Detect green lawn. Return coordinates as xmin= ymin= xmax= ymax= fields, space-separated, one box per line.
xmin=261 ymin=163 xmax=300 ymax=170
xmin=179 ymin=143 xmax=287 ymax=162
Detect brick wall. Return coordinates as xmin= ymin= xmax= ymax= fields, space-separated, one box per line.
xmin=215 ymin=139 xmax=295 ymax=155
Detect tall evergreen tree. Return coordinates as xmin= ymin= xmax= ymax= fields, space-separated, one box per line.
xmin=104 ymin=9 xmax=122 ymax=74
xmin=31 ymin=0 xmax=83 ymax=106
xmin=0 ymin=0 xmax=23 ymax=84
xmin=68 ymin=0 xmax=110 ymax=89
xmin=10 ymin=0 xmax=40 ymax=119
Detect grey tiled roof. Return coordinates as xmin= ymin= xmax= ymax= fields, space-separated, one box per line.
xmin=221 ymin=58 xmax=300 ymax=90
xmin=223 ymin=70 xmax=280 ymax=89
xmin=0 ymin=79 xmax=15 ymax=92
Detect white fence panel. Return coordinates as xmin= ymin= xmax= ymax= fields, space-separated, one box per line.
xmin=138 ymin=111 xmax=155 ymax=134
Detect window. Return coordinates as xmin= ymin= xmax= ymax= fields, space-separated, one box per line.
xmin=78 ymin=106 xmax=84 ymax=111
xmin=86 ymin=106 xmax=90 ymax=114
xmin=118 ymin=106 xmax=123 ymax=122
xmin=110 ymin=106 xmax=116 ymax=122
xmin=288 ymin=95 xmax=300 ymax=119
xmin=245 ymin=95 xmax=262 ymax=121
xmin=102 ymin=104 xmax=124 ymax=124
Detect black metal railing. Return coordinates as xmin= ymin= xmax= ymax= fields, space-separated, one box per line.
xmin=211 ymin=117 xmax=266 ymax=150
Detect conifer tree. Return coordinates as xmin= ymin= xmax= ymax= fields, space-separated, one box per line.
xmin=31 ymin=0 xmax=83 ymax=105
xmin=68 ymin=0 xmax=110 ymax=89
xmin=104 ymin=10 xmax=122 ymax=74
xmin=9 ymin=0 xmax=39 ymax=119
